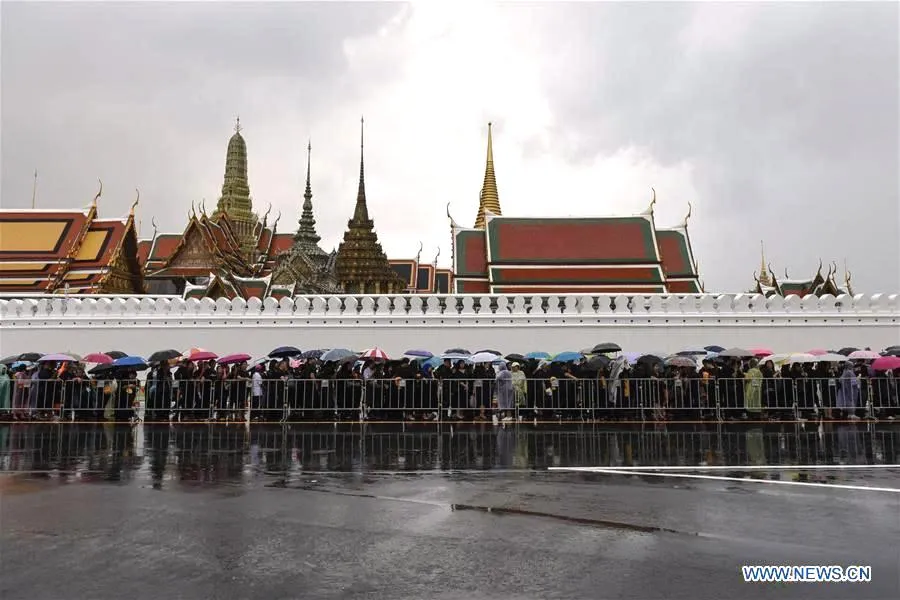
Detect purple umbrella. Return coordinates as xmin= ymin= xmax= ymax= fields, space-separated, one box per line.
xmin=404 ymin=349 xmax=433 ymax=358
xmin=38 ymin=353 xmax=78 ymax=363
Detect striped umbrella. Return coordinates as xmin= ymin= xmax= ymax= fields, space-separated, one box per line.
xmin=362 ymin=347 xmax=389 ymax=360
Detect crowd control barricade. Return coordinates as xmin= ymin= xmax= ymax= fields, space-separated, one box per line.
xmin=18 ymin=374 xmax=900 ymax=424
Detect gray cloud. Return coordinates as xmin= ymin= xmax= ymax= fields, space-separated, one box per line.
xmin=2 ymin=2 xmax=897 ymax=294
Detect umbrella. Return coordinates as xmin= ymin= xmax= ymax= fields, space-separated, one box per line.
xmin=749 ymin=347 xmax=773 ymax=357
xmin=269 ymin=346 xmax=301 ymax=358
xmin=883 ymin=348 xmax=900 ymax=357
xmin=871 ymin=356 xmax=900 ymax=371
xmin=505 ymin=353 xmax=527 ymax=362
xmin=321 ymin=348 xmax=356 ymax=362
xmin=444 ymin=348 xmax=471 ymax=355
xmin=636 ymin=354 xmax=665 ymax=368
xmin=17 ymin=352 xmax=44 ymax=362
xmin=187 ymin=350 xmax=218 ymax=362
xmin=583 ymin=355 xmax=611 ymax=371
xmin=218 ymin=353 xmax=252 ymax=365
xmin=837 ymin=347 xmax=860 ymax=356
xmin=552 ymin=351 xmax=584 ymax=363
xmin=404 ymin=349 xmax=433 ymax=358
xmin=666 ymin=356 xmax=698 ymax=368
xmin=475 ymin=349 xmax=502 ymax=356
xmin=422 ymin=356 xmax=443 ymax=370
xmin=83 ymin=353 xmax=113 ymax=364
xmin=525 ymin=351 xmax=551 ymax=360
xmin=148 ymin=349 xmax=182 ymax=363
xmin=884 ymin=345 xmax=900 ymax=353
xmin=591 ymin=342 xmax=622 ymax=354
xmin=704 ymin=345 xmax=726 ymax=353
xmin=112 ymin=355 xmax=148 ymax=370
xmin=302 ymin=349 xmax=324 ymax=359
xmin=88 ymin=363 xmax=115 ymax=375
xmin=813 ymin=353 xmax=848 ymax=363
xmin=0 ymin=355 xmax=20 ymax=366
xmin=471 ymin=351 xmax=503 ymax=363
xmin=806 ymin=349 xmax=828 ymax=356
xmin=676 ymin=347 xmax=707 ymax=356
xmin=848 ymin=350 xmax=880 ymax=360
xmin=104 ymin=351 xmax=128 ymax=360
xmin=10 ymin=361 xmax=33 ymax=370
xmin=441 ymin=353 xmax=471 ymax=363
xmin=362 ymin=347 xmax=389 ymax=360
xmin=718 ymin=348 xmax=754 ymax=358
xmin=787 ymin=353 xmax=817 ymax=364
xmin=38 ymin=353 xmax=78 ymax=363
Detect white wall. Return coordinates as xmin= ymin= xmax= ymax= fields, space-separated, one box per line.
xmin=1 ymin=293 xmax=897 ymax=358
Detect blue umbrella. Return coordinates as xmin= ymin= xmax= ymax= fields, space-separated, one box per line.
xmin=552 ymin=351 xmax=584 ymax=363
xmin=112 ymin=355 xmax=149 ymax=371
xmin=404 ymin=349 xmax=433 ymax=358
xmin=10 ymin=361 xmax=33 ymax=370
xmin=422 ymin=356 xmax=443 ymax=370
xmin=269 ymin=346 xmax=301 ymax=358
xmin=321 ymin=348 xmax=356 ymax=362
xmin=525 ymin=351 xmax=551 ymax=360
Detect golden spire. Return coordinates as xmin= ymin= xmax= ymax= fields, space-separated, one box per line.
xmin=474 ymin=122 xmax=501 ymax=229
xmin=91 ymin=179 xmax=103 ymax=208
xmin=758 ymin=240 xmax=771 ymax=287
xmin=129 ymin=188 xmax=140 ymax=216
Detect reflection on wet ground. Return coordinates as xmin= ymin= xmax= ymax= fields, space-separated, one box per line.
xmin=2 ymin=424 xmax=899 ymax=599
xmin=0 ymin=422 xmax=898 ymax=484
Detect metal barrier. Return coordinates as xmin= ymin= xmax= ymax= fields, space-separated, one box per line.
xmin=3 ymin=375 xmax=898 ymax=423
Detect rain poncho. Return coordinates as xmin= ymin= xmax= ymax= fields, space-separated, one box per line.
xmin=495 ymin=363 xmax=514 ymax=410
xmin=0 ymin=365 xmax=9 ymax=411
xmin=510 ymin=368 xmax=526 ymax=406
xmin=836 ymin=364 xmax=859 ymax=411
xmin=744 ymin=366 xmax=763 ymax=414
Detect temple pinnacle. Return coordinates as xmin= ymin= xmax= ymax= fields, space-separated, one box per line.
xmin=295 ymin=139 xmax=321 ymax=246
xmin=353 ymin=116 xmax=369 ymax=223
xmin=474 ymin=122 xmax=501 ymax=229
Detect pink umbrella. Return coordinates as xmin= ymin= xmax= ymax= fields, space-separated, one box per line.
xmin=807 ymin=349 xmax=828 ymax=356
xmin=218 ymin=353 xmax=251 ymax=365
xmin=83 ymin=352 xmax=113 ymax=364
xmin=362 ymin=347 xmax=389 ymax=361
xmin=750 ymin=348 xmax=773 ymax=357
xmin=871 ymin=356 xmax=900 ymax=371
xmin=848 ymin=350 xmax=880 ymax=360
xmin=187 ymin=350 xmax=218 ymax=362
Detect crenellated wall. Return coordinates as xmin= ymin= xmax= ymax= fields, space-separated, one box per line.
xmin=1 ymin=294 xmax=897 ymax=358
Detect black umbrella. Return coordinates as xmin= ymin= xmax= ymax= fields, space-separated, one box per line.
xmin=105 ymin=351 xmax=128 ymax=360
xmin=885 ymin=345 xmax=900 ymax=353
xmin=445 ymin=348 xmax=470 ymax=355
xmin=16 ymin=352 xmax=43 ymax=362
xmin=88 ymin=363 xmax=116 ymax=375
xmin=636 ymin=354 xmax=664 ymax=367
xmin=837 ymin=347 xmax=859 ymax=356
xmin=591 ymin=342 xmax=622 ymax=354
xmin=269 ymin=346 xmax=302 ymax=358
xmin=475 ymin=349 xmax=502 ymax=355
xmin=148 ymin=349 xmax=182 ymax=363
xmin=505 ymin=353 xmax=527 ymax=362
xmin=583 ymin=355 xmax=611 ymax=372
xmin=302 ymin=349 xmax=325 ymax=359
xmin=339 ymin=354 xmax=361 ymax=364
xmin=0 ymin=355 xmax=19 ymax=366
xmin=884 ymin=348 xmax=900 ymax=357
xmin=704 ymin=345 xmax=726 ymax=353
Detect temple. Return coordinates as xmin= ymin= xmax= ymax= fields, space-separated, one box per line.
xmin=137 ymin=121 xmax=340 ymax=297
xmin=388 ymin=245 xmax=454 ymax=294
xmin=449 ymin=124 xmax=702 ymax=294
xmin=0 ymin=183 xmax=145 ymax=294
xmin=333 ymin=119 xmax=406 ymax=294
xmin=752 ymin=243 xmax=852 ymax=297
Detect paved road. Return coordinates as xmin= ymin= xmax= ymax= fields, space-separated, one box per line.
xmin=1 ymin=423 xmax=898 ymax=599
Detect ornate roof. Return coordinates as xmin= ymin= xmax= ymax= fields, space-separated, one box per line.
xmin=334 ymin=119 xmax=405 ymax=294
xmin=0 ymin=187 xmax=145 ymax=294
xmin=212 ymin=118 xmax=258 ymax=255
xmin=753 ymin=260 xmax=851 ymax=297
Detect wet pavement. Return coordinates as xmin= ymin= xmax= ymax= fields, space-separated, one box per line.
xmin=1 ymin=423 xmax=898 ymax=599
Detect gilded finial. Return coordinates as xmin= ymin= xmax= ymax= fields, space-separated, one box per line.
xmin=474 ymin=121 xmax=501 ymax=229
xmin=415 ymin=241 xmax=423 ymax=265
xmin=433 ymin=246 xmax=441 ymax=265
xmin=446 ymin=202 xmax=459 ymax=229
xmin=129 ymin=188 xmax=140 ymax=215
xmin=273 ymin=210 xmax=281 ymax=231
xmin=784 ymin=268 xmax=789 ymax=279
xmin=151 ymin=217 xmax=158 ymax=237
xmin=91 ymin=179 xmax=103 ymax=207
xmin=191 ymin=201 xmax=197 ymax=219
xmin=642 ymin=187 xmax=657 ymax=216
xmin=234 ymin=116 xmax=242 ymax=134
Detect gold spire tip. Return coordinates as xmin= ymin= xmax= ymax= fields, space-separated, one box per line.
xmin=234 ymin=116 xmax=242 ymax=134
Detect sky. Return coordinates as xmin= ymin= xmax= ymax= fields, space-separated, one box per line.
xmin=1 ymin=1 xmax=898 ymax=293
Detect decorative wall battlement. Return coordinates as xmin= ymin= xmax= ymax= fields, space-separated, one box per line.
xmin=1 ymin=293 xmax=898 ymax=320
xmin=1 ymin=294 xmax=896 ymax=359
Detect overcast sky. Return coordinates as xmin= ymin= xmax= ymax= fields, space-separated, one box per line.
xmin=2 ymin=1 xmax=897 ymax=293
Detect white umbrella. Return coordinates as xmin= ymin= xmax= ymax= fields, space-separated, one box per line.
xmin=719 ymin=348 xmax=754 ymax=358
xmin=848 ymin=350 xmax=880 ymax=360
xmin=787 ymin=353 xmax=817 ymax=364
xmin=470 ymin=351 xmax=502 ymax=363
xmin=814 ymin=353 xmax=849 ymax=363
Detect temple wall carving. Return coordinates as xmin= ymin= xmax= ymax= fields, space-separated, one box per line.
xmin=1 ymin=293 xmax=896 ymax=358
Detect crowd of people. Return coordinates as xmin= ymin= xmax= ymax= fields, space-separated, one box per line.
xmin=1 ymin=345 xmax=898 ymax=424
